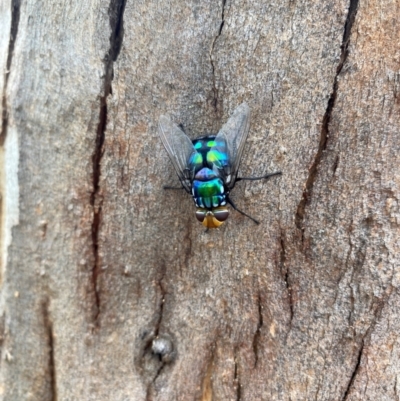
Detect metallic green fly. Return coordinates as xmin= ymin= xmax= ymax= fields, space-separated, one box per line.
xmin=158 ymin=103 xmax=281 ymax=228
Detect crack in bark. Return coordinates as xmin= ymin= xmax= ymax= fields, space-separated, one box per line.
xmin=345 ymin=239 xmax=356 ymax=325
xmin=91 ymin=95 xmax=106 ymax=324
xmin=0 ymin=312 xmax=5 ymax=351
xmin=234 ymin=353 xmax=241 ymax=401
xmin=209 ymin=0 xmax=226 ymax=113
xmin=91 ymin=0 xmax=127 ymax=326
xmin=280 ymin=233 xmax=293 ymax=324
xmin=108 ymin=0 xmax=127 ymax=63
xmin=252 ymin=292 xmax=263 ymax=368
xmin=295 ymin=0 xmax=359 ymax=238
xmin=183 ymin=217 xmax=193 ymax=271
xmin=154 ymin=265 xmax=167 ymax=338
xmin=341 ymin=291 xmax=389 ymax=400
xmin=342 ymin=340 xmax=364 ymax=401
xmin=201 ymin=345 xmax=215 ymax=401
xmin=42 ymin=299 xmax=57 ymax=401
xmin=0 ymin=0 xmax=21 ymax=146
xmin=332 ymin=155 xmax=340 ymax=175
xmin=145 ymin=265 xmax=167 ymax=400
xmin=145 ymin=363 xmax=165 ymax=401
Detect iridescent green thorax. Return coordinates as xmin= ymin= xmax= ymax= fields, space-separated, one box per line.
xmin=189 ymin=136 xmax=228 ymax=210
xmin=190 ymin=136 xmax=228 ymax=170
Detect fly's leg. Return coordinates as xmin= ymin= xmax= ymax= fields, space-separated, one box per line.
xmin=236 ymin=171 xmax=282 ymax=182
xmin=178 ymin=123 xmax=187 ymax=134
xmin=226 ymin=197 xmax=260 ymax=225
xmin=163 ymin=185 xmax=185 ymax=190
xmin=229 ymin=171 xmax=281 ymax=224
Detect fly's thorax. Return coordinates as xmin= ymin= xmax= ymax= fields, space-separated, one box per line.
xmin=187 ymin=151 xmax=203 ymax=173
xmin=188 ymin=136 xmax=213 ymax=173
xmin=192 ymin=136 xmax=218 ymax=153
xmin=206 ymin=147 xmax=228 ymax=169
xmin=195 ymin=206 xmax=230 ymax=228
xmin=189 ymin=136 xmax=229 ymax=173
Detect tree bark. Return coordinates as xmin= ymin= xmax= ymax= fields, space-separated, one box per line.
xmin=1 ymin=0 xmax=399 ymax=400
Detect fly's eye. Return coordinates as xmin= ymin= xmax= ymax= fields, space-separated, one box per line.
xmin=213 ymin=208 xmax=229 ymax=222
xmin=195 ymin=209 xmax=207 ymax=222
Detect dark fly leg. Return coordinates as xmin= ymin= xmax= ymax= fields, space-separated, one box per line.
xmin=226 ymin=197 xmax=260 ymax=225
xmin=163 ymin=186 xmax=185 ymax=190
xmin=236 ymin=171 xmax=282 ymax=182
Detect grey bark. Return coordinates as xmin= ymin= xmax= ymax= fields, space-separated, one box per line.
xmin=0 ymin=0 xmax=399 ymax=400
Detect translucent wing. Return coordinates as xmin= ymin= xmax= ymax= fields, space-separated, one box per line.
xmin=213 ymin=103 xmax=251 ymax=189
xmin=158 ymin=115 xmax=197 ymax=192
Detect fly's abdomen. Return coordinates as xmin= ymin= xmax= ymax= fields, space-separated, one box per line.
xmin=192 ymin=167 xmax=226 ymax=209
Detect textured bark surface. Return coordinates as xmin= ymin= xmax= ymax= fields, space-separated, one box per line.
xmin=1 ymin=0 xmax=399 ymax=400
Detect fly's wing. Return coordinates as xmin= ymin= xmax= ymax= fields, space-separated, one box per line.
xmin=158 ymin=115 xmax=197 ymax=192
xmin=213 ymin=103 xmax=251 ymax=189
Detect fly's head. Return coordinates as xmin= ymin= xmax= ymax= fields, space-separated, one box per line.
xmin=195 ymin=207 xmax=229 ymax=228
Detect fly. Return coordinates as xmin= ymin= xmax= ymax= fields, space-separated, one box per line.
xmin=158 ymin=103 xmax=281 ymax=228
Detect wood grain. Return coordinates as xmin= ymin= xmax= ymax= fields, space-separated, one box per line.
xmin=1 ymin=0 xmax=399 ymax=400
